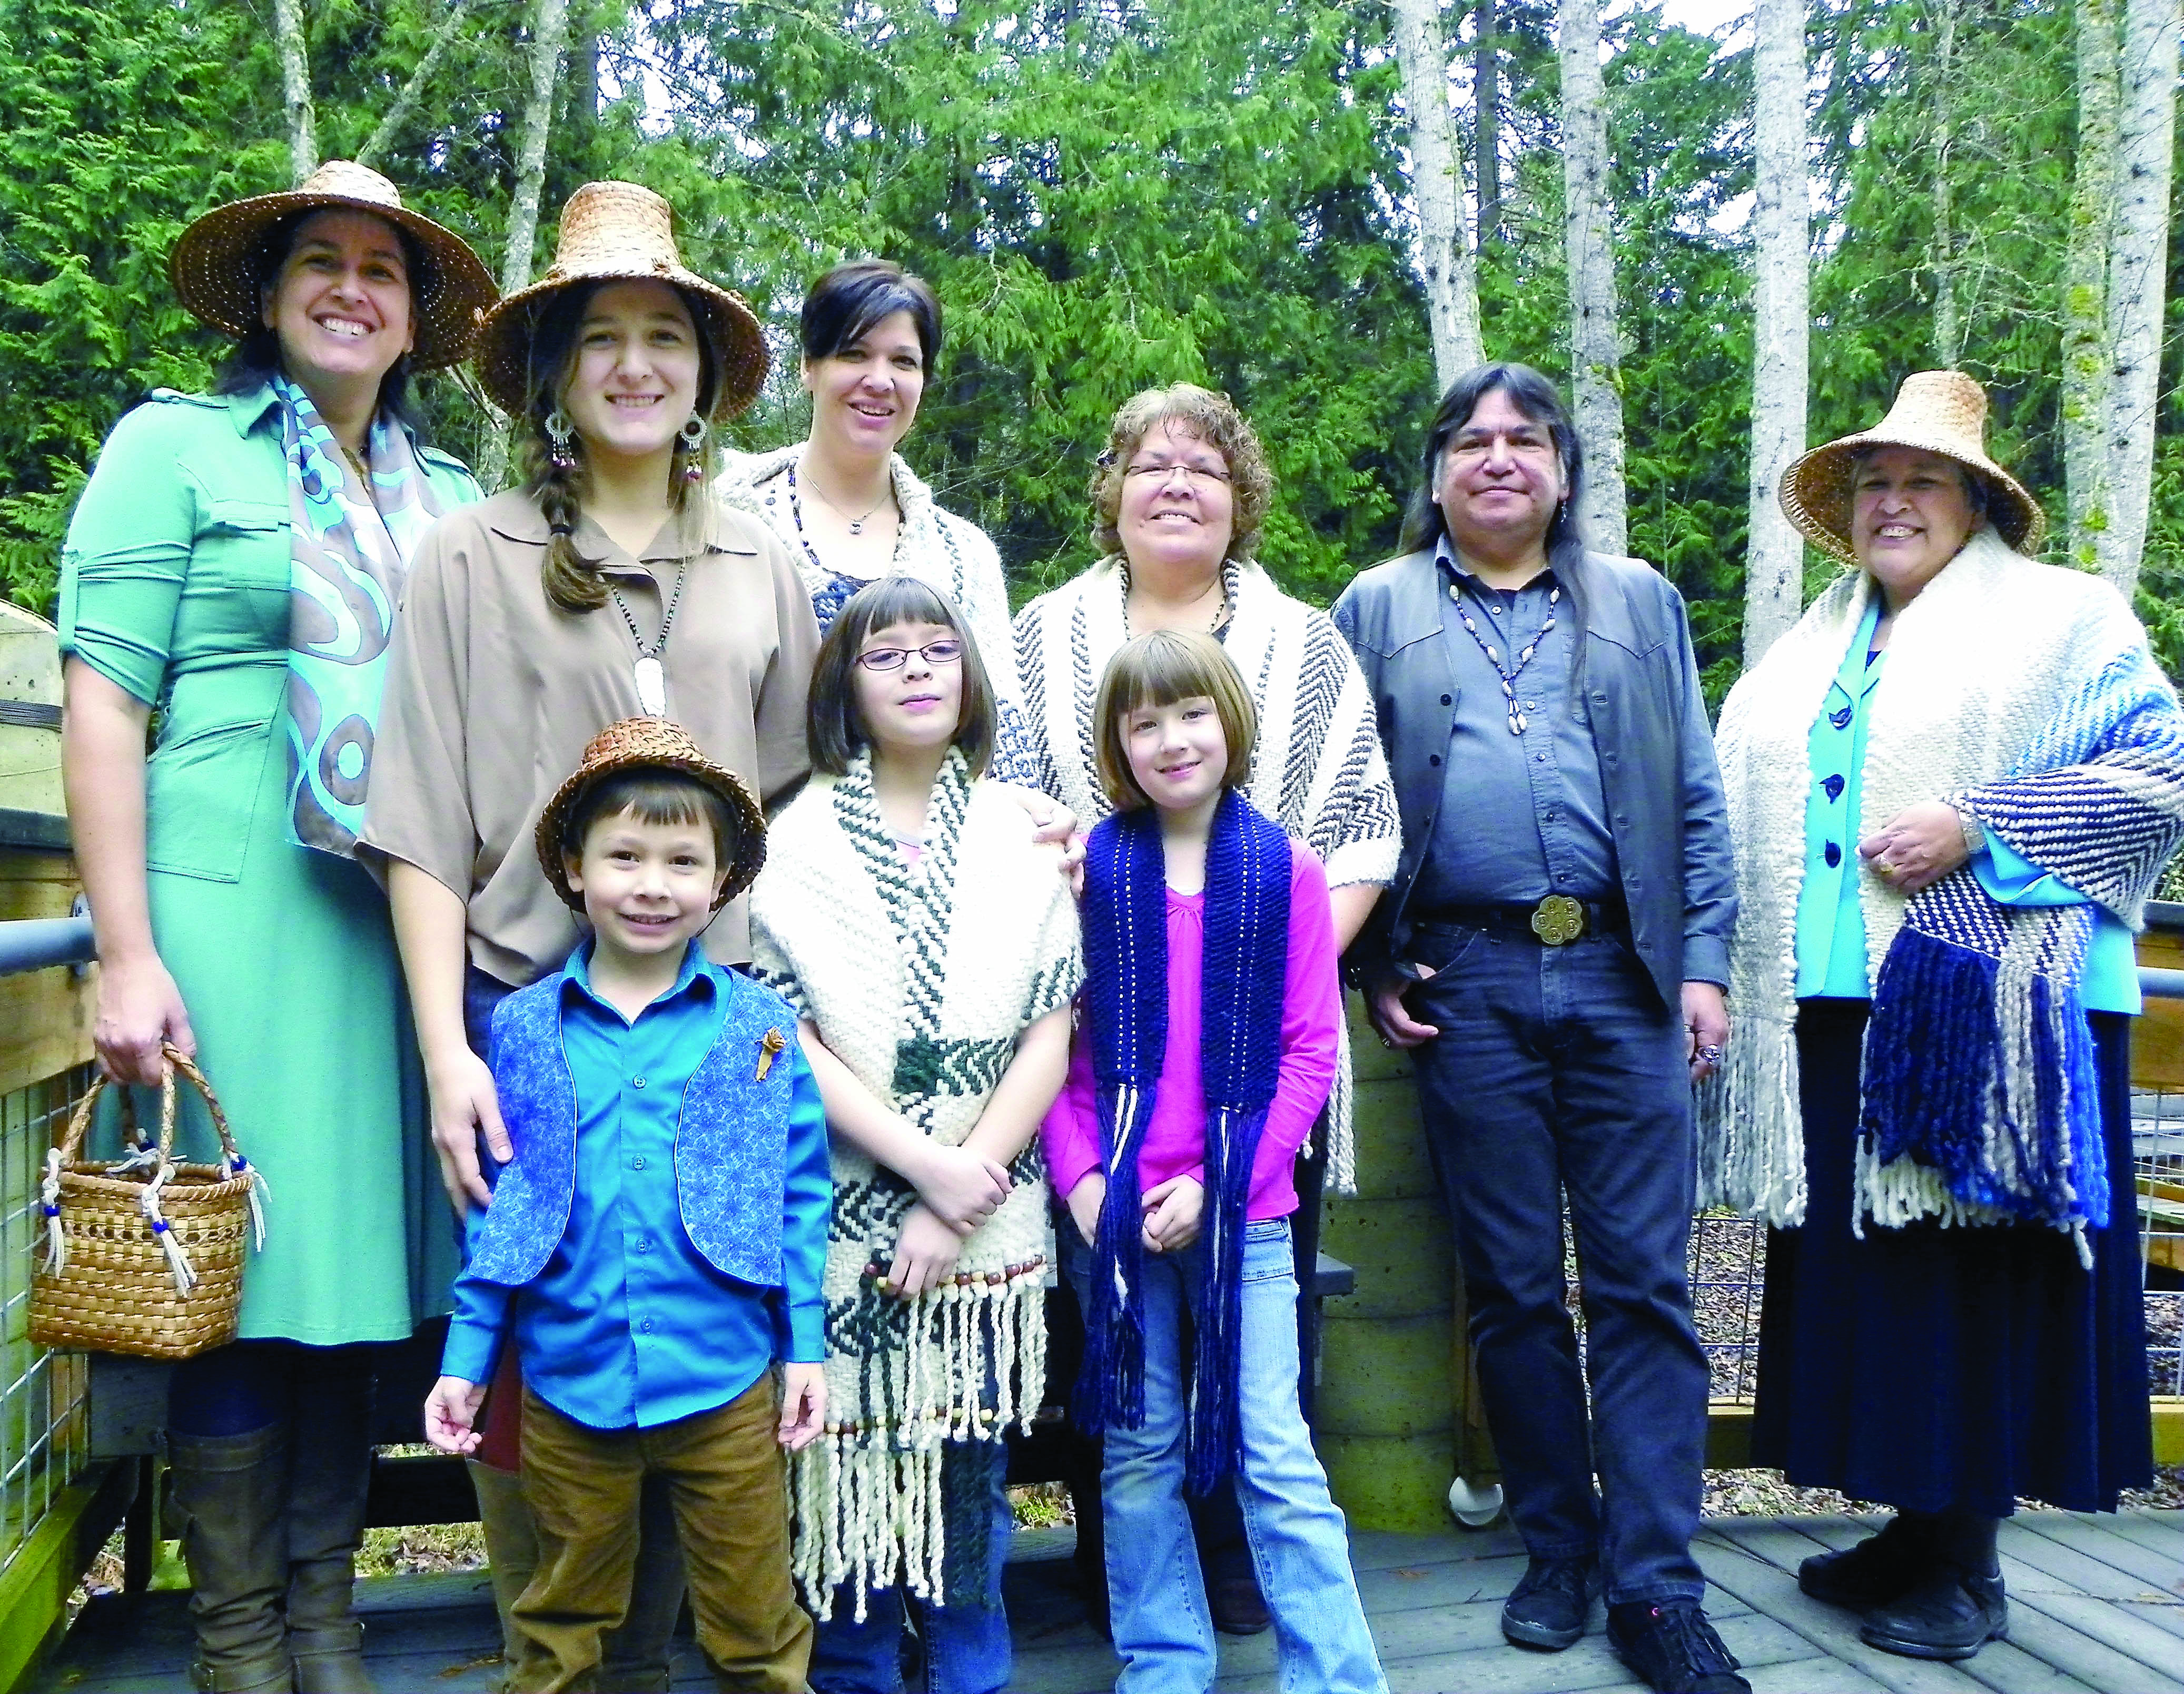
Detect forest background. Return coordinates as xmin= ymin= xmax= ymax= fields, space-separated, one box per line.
xmin=0 ymin=0 xmax=2177 ymax=702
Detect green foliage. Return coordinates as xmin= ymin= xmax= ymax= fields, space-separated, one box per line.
xmin=644 ymin=0 xmax=1435 ymax=606
xmin=0 ymin=0 xmax=2177 ymax=687
xmin=0 ymin=0 xmax=270 ymax=607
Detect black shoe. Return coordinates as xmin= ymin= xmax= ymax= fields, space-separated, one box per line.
xmin=1606 ymin=1600 xmax=1751 ymax=1694
xmin=1207 ymin=1568 xmax=1272 ymax=1636
xmin=1860 ymin=1567 xmax=2008 ymax=1661
xmin=1500 ymin=1555 xmax=1599 ymax=1650
xmin=1798 ymin=1516 xmax=1930 ymax=1610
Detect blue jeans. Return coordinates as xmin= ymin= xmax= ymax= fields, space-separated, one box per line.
xmin=809 ymin=1441 xmax=1014 ymax=1694
xmin=1064 ymin=1220 xmax=1386 ymax=1694
xmin=1406 ymin=919 xmax=1709 ymax=1603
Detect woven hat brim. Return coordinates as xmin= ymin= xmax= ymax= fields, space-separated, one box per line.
xmin=1781 ymin=429 xmax=2047 ymax=563
xmin=535 ymin=744 xmax=769 ymax=915
xmin=169 ymin=191 xmax=498 ymax=371
xmin=474 ymin=267 xmax=769 ymax=422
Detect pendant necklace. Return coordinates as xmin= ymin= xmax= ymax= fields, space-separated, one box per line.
xmin=609 ymin=558 xmax=689 ymax=717
xmin=1450 ymin=579 xmax=1559 ymax=734
xmin=1122 ymin=565 xmax=1229 ymax=640
xmin=798 ymin=460 xmax=892 ymax=536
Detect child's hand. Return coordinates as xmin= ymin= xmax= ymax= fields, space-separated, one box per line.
xmin=881 ymin=1201 xmax=965 ymax=1299
xmin=424 ymin=1375 xmax=488 ymax=1455
xmin=1066 ymin=1172 xmax=1108 ymax=1247
xmin=1141 ymin=1175 xmax=1204 ymax=1254
xmin=913 ymin=1141 xmax=1012 ymax=1235
xmin=777 ymin=1363 xmax=826 ymax=1452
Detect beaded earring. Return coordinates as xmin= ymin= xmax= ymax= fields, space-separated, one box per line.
xmin=545 ymin=409 xmax=577 ymax=473
xmin=678 ymin=413 xmax=708 ymax=486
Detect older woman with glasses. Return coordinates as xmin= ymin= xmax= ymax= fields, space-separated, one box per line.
xmin=1012 ymin=381 xmax=1398 ymax=1634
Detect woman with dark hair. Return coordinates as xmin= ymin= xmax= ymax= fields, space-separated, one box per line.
xmin=1703 ymin=372 xmax=2181 ymax=1663
xmin=718 ymin=260 xmax=1040 ymax=783
xmin=363 ymin=180 xmax=819 ymax=1690
xmin=58 ymin=160 xmax=496 ymax=1694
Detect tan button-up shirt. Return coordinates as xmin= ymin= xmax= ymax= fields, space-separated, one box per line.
xmin=363 ymin=488 xmax=819 ymax=981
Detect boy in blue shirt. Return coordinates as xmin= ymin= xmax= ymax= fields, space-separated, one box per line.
xmin=426 ymin=717 xmax=830 ymax=1693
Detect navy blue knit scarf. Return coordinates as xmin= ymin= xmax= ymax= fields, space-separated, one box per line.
xmin=1075 ymin=789 xmax=1292 ymax=1493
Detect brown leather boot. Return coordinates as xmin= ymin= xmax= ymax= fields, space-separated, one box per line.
xmin=285 ymin=1373 xmax=377 ymax=1692
xmin=468 ymin=1458 xmax=538 ymax=1673
xmin=170 ymin=1423 xmax=295 ymax=1694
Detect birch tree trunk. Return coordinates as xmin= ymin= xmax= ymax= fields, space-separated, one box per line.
xmin=1476 ymin=0 xmax=1501 ymax=246
xmin=2095 ymin=0 xmax=2178 ymax=597
xmin=357 ymin=0 xmax=478 ymax=171
xmin=1558 ymin=0 xmax=1626 ymax=556
xmin=1745 ymin=0 xmax=1810 ymax=661
xmin=1928 ymin=0 xmax=1962 ymax=368
xmin=2061 ymin=0 xmax=2120 ymax=571
xmin=273 ymin=0 xmax=317 ymax=184
xmin=502 ymin=0 xmax=572 ymax=299
xmin=1392 ymin=0 xmax=1484 ymax=388
xmin=478 ymin=0 xmax=572 ymax=490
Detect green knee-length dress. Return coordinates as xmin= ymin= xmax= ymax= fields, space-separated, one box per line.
xmin=56 ymin=386 xmax=472 ymax=1345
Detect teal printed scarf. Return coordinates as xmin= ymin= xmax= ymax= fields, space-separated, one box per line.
xmin=274 ymin=373 xmax=448 ymax=855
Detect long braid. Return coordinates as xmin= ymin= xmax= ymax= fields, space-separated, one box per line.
xmin=521 ymin=429 xmax=608 ymax=614
xmin=514 ymin=277 xmax=722 ymax=617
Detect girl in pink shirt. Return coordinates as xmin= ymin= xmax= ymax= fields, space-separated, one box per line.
xmin=1043 ymin=630 xmax=1385 ymax=1693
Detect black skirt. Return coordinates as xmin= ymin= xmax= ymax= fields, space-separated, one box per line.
xmin=1751 ymin=999 xmax=2154 ymax=1515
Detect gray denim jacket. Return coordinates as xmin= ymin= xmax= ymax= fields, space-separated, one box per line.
xmin=1332 ymin=547 xmax=1735 ymax=1010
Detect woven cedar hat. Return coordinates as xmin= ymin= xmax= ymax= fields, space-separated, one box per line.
xmin=475 ymin=181 xmax=768 ymax=420
xmin=536 ymin=717 xmax=767 ymax=913
xmin=167 ymin=160 xmax=497 ymax=371
xmin=1780 ymin=370 xmax=2047 ymax=562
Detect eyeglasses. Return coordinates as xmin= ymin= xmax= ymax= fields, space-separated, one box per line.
xmin=855 ymin=638 xmax=964 ymax=672
xmin=1122 ymin=459 xmax=1233 ymax=487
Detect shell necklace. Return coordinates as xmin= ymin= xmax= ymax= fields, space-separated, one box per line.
xmin=1450 ymin=578 xmax=1559 ymax=734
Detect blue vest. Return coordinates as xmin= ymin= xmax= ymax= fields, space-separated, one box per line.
xmin=465 ymin=968 xmax=798 ymax=1289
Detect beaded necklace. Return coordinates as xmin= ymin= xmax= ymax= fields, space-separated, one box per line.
xmin=1449 ymin=576 xmax=1559 ymax=735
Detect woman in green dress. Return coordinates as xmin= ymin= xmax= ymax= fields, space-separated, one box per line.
xmin=56 ymin=161 xmax=495 ymax=1694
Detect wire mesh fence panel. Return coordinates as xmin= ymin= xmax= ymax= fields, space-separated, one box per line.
xmin=2133 ymin=1089 xmax=2184 ymax=1397
xmin=0 ymin=1067 xmax=93 ymax=1577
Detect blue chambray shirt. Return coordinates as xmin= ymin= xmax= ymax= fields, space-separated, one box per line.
xmin=1410 ymin=534 xmax=1620 ymax=910
xmin=1794 ymin=597 xmax=2138 ymax=1012
xmin=442 ymin=939 xmax=833 ymax=1430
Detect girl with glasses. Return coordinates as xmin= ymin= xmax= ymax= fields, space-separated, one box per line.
xmin=750 ymin=576 xmax=1083 ymax=1694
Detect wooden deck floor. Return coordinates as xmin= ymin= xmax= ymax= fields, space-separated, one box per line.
xmin=45 ymin=1510 xmax=2184 ymax=1693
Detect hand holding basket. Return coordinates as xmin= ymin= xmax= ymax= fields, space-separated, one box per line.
xmin=28 ymin=1044 xmax=268 ymax=1359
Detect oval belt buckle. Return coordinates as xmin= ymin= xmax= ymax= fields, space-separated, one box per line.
xmin=1531 ymin=894 xmax=1585 ymax=946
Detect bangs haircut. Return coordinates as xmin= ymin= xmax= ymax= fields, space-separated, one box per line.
xmin=1092 ymin=629 xmax=1257 ymax=811
xmin=806 ymin=575 xmax=996 ymax=779
xmin=561 ymin=767 xmax=740 ymax=873
xmin=801 ymin=259 xmax=942 ymax=368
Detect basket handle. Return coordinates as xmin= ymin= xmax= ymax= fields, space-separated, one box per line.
xmin=52 ymin=1044 xmax=238 ymax=1166
xmin=160 ymin=1045 xmax=241 ymax=1165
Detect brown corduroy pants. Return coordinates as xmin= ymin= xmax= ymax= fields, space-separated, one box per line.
xmin=512 ymin=1377 xmax=813 ymax=1693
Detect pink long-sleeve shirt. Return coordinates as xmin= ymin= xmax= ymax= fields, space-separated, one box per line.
xmin=1042 ymin=839 xmax=1341 ymax=1221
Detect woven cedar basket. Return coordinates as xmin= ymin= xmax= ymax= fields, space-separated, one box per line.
xmin=29 ymin=1046 xmax=261 ymax=1360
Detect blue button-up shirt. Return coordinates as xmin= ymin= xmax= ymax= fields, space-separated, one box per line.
xmin=1411 ymin=536 xmax=1619 ymax=910
xmin=1794 ymin=598 xmax=2138 ymax=1012
xmin=443 ymin=940 xmax=832 ymax=1430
